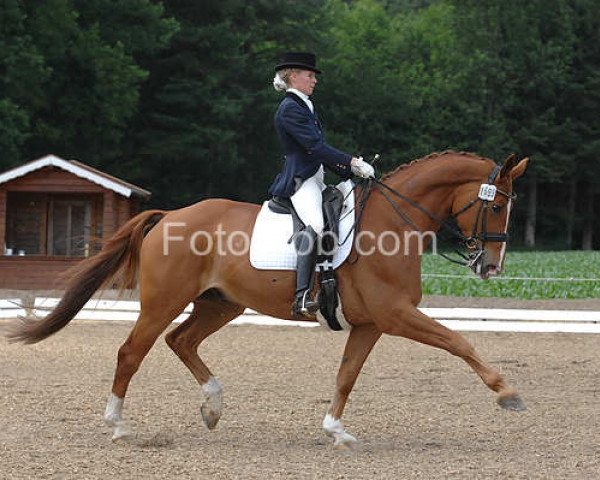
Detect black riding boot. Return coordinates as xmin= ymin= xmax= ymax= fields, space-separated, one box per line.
xmin=292 ymin=226 xmax=320 ymax=317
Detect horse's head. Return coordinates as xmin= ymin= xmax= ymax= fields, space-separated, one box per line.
xmin=451 ymin=154 xmax=529 ymax=279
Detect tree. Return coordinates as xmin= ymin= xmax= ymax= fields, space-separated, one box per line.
xmin=449 ymin=0 xmax=577 ymax=247
xmin=18 ymin=0 xmax=177 ymax=169
xmin=318 ymin=0 xmax=465 ymax=173
xmin=1 ymin=0 xmax=597 ymax=248
xmin=127 ymin=0 xmax=327 ymax=207
xmin=0 ymin=0 xmax=49 ymax=167
xmin=560 ymin=0 xmax=600 ymax=249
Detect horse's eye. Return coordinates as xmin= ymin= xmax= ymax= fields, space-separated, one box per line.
xmin=491 ymin=204 xmax=502 ymax=214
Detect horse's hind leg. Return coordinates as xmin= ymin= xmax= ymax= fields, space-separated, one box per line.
xmin=104 ymin=295 xmax=192 ymax=440
xmin=165 ymin=293 xmax=244 ymax=430
xmin=380 ymin=303 xmax=526 ymax=411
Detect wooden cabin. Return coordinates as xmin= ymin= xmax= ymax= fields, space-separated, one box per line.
xmin=0 ymin=155 xmax=150 ymax=289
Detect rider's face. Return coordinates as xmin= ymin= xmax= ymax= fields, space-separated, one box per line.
xmin=290 ymin=69 xmax=317 ymax=96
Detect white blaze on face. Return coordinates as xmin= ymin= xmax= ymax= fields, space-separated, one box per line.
xmin=497 ymin=197 xmax=513 ymax=271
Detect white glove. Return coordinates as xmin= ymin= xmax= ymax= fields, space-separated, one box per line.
xmin=351 ymin=157 xmax=375 ymax=178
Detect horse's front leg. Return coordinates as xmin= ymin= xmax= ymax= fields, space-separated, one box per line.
xmin=323 ymin=323 xmax=381 ymax=448
xmin=378 ymin=302 xmax=527 ymax=411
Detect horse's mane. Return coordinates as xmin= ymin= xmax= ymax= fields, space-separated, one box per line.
xmin=381 ymin=150 xmax=491 ymax=180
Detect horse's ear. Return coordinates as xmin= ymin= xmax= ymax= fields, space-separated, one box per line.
xmin=510 ymin=157 xmax=529 ymax=180
xmin=499 ymin=153 xmax=517 ymax=179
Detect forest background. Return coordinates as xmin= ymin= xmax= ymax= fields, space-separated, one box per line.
xmin=1 ymin=0 xmax=598 ymax=249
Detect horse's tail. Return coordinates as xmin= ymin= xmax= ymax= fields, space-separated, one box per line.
xmin=6 ymin=210 xmax=166 ymax=344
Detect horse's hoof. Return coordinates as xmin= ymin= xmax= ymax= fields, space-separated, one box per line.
xmin=111 ymin=421 xmax=132 ymax=441
xmin=333 ymin=432 xmax=358 ymax=450
xmin=497 ymin=393 xmax=527 ymax=412
xmin=201 ymin=404 xmax=221 ymax=430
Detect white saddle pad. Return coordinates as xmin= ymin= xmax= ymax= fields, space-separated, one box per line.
xmin=250 ymin=180 xmax=356 ymax=270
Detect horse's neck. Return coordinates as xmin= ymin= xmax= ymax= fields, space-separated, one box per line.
xmin=379 ymin=156 xmax=490 ymax=232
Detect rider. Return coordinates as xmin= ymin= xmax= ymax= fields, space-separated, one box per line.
xmin=268 ymin=51 xmax=375 ymax=317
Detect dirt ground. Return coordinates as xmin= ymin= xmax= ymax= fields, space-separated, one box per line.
xmin=1 ymin=310 xmax=599 ymax=479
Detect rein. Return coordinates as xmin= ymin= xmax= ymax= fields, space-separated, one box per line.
xmin=344 ymin=164 xmax=515 ymax=268
xmin=337 ymin=180 xmax=374 ymax=248
xmin=371 ymin=178 xmax=470 ymax=266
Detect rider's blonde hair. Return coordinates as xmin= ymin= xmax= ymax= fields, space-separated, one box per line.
xmin=273 ymin=68 xmax=301 ymax=92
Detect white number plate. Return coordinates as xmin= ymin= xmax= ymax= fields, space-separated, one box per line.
xmin=478 ymin=184 xmax=497 ymax=201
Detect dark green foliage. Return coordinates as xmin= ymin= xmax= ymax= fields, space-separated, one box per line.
xmin=0 ymin=0 xmax=598 ymax=247
xmin=0 ymin=0 xmax=48 ymax=165
xmin=0 ymin=0 xmax=178 ymax=169
xmin=125 ymin=0 xmax=327 ymax=207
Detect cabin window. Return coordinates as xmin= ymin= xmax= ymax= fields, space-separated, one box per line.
xmin=5 ymin=193 xmax=95 ymax=257
xmin=5 ymin=193 xmax=45 ymax=255
xmin=48 ymin=199 xmax=92 ymax=256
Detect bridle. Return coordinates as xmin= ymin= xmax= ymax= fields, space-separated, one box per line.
xmin=452 ymin=165 xmax=516 ymax=243
xmin=351 ymin=163 xmax=516 ymax=270
xmin=447 ymin=164 xmax=516 ymax=269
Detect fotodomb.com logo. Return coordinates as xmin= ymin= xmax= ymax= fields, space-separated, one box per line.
xmin=162 ymin=222 xmax=438 ymax=257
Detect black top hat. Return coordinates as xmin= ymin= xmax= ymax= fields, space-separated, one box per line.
xmin=275 ymin=52 xmax=321 ymax=74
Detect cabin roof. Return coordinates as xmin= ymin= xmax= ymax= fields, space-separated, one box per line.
xmin=0 ymin=154 xmax=151 ymax=199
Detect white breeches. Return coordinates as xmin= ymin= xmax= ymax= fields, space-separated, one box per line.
xmin=290 ymin=166 xmax=326 ymax=235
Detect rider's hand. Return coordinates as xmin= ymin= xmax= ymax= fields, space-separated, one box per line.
xmin=351 ymin=157 xmax=375 ymax=178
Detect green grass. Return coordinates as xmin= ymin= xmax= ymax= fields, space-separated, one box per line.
xmin=421 ymin=251 xmax=600 ymax=299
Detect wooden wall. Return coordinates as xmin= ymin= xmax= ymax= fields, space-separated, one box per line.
xmin=0 ymin=257 xmax=81 ymax=289
xmin=0 ymin=165 xmax=146 ymax=290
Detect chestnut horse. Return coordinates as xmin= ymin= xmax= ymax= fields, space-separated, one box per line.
xmin=8 ymin=151 xmax=528 ymax=447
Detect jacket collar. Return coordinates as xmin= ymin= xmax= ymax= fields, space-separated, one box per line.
xmin=285 ymin=91 xmax=313 ymax=112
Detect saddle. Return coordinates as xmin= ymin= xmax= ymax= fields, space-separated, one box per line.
xmin=268 ymin=186 xmax=346 ymax=330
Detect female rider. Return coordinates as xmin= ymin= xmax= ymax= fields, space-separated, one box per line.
xmin=268 ymin=52 xmax=374 ymax=317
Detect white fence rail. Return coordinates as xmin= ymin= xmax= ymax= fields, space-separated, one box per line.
xmin=1 ymin=298 xmax=599 ymax=333
xmin=0 ymin=299 xmax=26 ymax=319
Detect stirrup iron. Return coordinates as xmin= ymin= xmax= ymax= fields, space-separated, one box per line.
xmin=298 ymin=291 xmax=319 ymax=316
